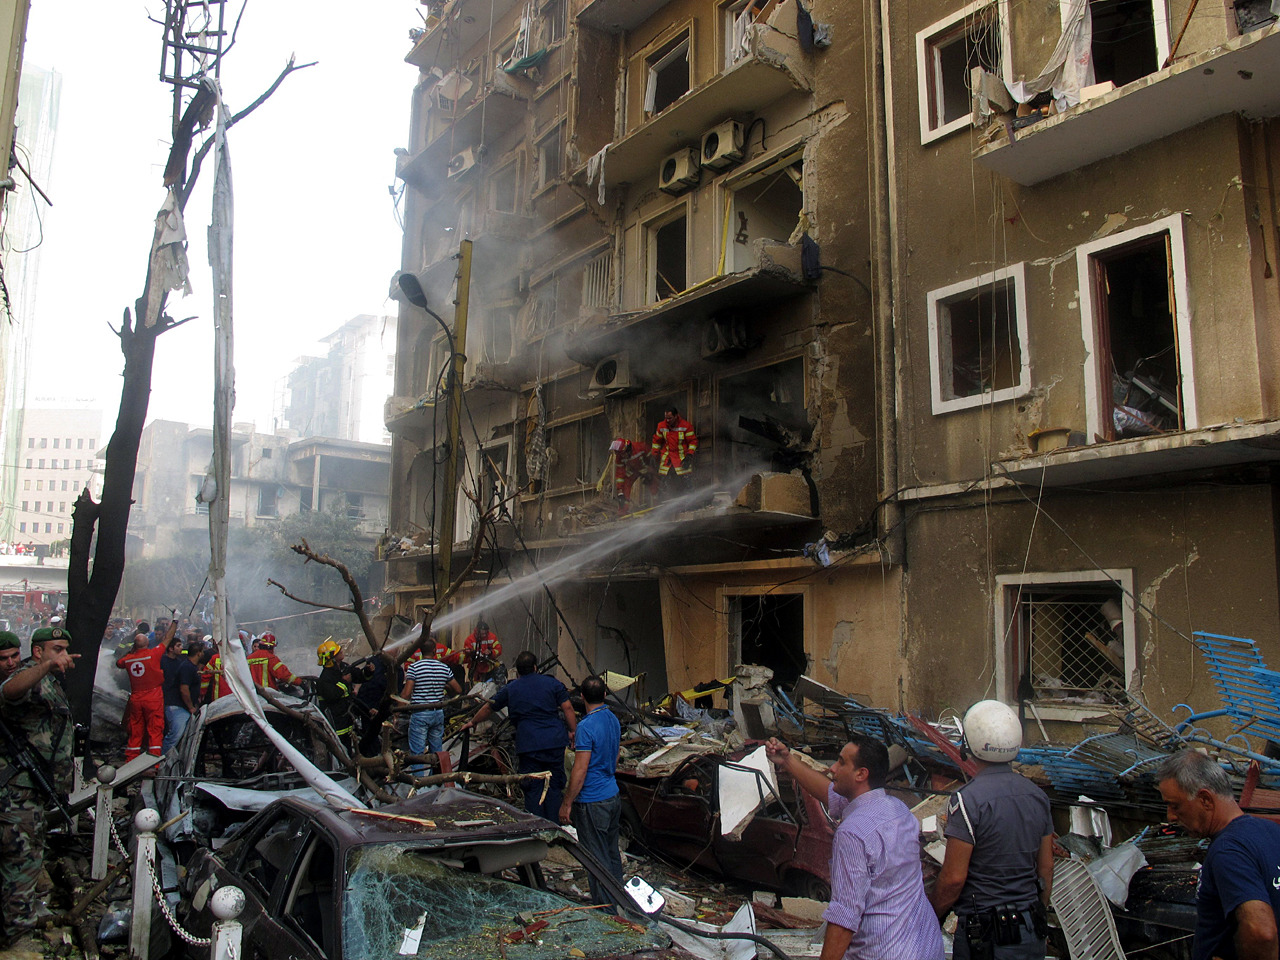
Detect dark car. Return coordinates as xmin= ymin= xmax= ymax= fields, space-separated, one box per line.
xmin=617 ymin=752 xmax=835 ymax=899
xmin=179 ymin=787 xmax=691 ymax=960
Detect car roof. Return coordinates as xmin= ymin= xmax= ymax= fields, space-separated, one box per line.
xmin=275 ymin=787 xmax=557 ymax=847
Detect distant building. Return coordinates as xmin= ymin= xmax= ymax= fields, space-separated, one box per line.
xmin=129 ymin=419 xmax=391 ymax=559
xmin=283 ymin=314 xmax=394 ymax=445
xmin=8 ymin=406 xmax=103 ymax=546
xmin=0 ymin=62 xmax=62 ymax=544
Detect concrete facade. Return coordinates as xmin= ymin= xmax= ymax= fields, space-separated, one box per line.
xmin=385 ymin=0 xmax=890 ymax=692
xmin=283 ymin=314 xmax=396 ymax=445
xmin=387 ymin=0 xmax=1280 ymax=728
xmin=8 ymin=406 xmax=102 ymax=547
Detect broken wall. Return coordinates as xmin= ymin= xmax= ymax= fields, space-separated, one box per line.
xmin=657 ymin=560 xmax=905 ymax=709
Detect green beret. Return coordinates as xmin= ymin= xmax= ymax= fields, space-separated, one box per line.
xmin=0 ymin=631 xmax=19 ymax=651
xmin=31 ymin=626 xmax=72 ymax=644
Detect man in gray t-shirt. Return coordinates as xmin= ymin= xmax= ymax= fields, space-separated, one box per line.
xmin=931 ymin=701 xmax=1054 ymax=960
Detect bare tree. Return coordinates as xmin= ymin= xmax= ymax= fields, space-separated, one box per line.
xmin=62 ymin=58 xmax=314 ymax=725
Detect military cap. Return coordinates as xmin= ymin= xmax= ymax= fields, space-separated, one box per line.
xmin=0 ymin=630 xmax=19 ymax=650
xmin=31 ymin=626 xmax=73 ymax=644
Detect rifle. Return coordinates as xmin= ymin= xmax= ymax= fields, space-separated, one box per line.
xmin=0 ymin=715 xmax=75 ymax=823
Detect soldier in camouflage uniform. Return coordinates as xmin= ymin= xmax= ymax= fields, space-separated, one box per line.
xmin=0 ymin=626 xmax=77 ymax=943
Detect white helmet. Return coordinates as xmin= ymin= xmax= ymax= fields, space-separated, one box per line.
xmin=962 ymin=700 xmax=1022 ymax=762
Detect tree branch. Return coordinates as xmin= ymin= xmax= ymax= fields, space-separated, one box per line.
xmin=265 ymin=578 xmax=353 ymax=613
xmin=289 ymin=538 xmax=378 ymax=646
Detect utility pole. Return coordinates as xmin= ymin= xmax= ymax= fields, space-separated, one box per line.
xmin=436 ymin=239 xmax=473 ymax=601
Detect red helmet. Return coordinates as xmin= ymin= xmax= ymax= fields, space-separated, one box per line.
xmin=258 ymin=631 xmax=277 ymax=649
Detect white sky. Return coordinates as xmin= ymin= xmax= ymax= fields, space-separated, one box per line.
xmin=21 ymin=2 xmax=416 ymax=435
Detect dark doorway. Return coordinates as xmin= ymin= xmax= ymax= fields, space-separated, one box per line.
xmin=732 ymin=592 xmax=806 ymax=687
xmin=653 ymin=217 xmax=687 ymax=300
xmin=1090 ymin=0 xmax=1158 ymax=89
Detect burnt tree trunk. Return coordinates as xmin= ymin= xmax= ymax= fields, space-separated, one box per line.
xmin=63 ymin=297 xmax=163 ymax=723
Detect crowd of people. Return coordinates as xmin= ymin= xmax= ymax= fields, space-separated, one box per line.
xmin=0 ymin=540 xmax=40 ymax=555
xmin=5 ymin=614 xmax=1280 ymax=957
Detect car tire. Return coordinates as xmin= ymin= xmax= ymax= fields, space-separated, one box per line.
xmin=785 ymin=870 xmax=831 ymax=902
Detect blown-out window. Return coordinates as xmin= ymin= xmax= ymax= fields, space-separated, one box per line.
xmin=917 ymin=1 xmax=1006 ymax=143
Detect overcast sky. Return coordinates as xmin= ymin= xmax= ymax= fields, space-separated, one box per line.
xmin=21 ymin=2 xmax=415 ymax=435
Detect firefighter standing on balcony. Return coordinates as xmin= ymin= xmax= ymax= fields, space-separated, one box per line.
xmin=247 ymin=632 xmax=301 ymax=691
xmin=650 ymin=406 xmax=698 ymax=499
xmin=607 ymin=438 xmax=657 ymax=514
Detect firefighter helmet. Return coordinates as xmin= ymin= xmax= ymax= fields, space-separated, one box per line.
xmin=258 ymin=631 xmax=277 ymax=649
xmin=317 ymin=639 xmax=342 ymax=667
xmin=961 ymin=700 xmax=1022 ymax=763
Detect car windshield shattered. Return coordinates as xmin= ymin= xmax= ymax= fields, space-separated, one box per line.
xmin=342 ymin=843 xmax=667 ymax=959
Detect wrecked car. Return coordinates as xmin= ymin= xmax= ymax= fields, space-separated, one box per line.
xmin=618 ymin=751 xmax=834 ymax=899
xmin=150 ymin=692 xmax=358 ymax=850
xmin=179 ymin=788 xmax=691 ymax=960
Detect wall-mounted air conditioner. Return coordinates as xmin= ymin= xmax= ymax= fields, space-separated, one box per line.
xmin=447 ymin=146 xmax=478 ymax=179
xmin=701 ymin=314 xmax=748 ymax=360
xmin=701 ymin=120 xmax=744 ymax=170
xmin=588 ymin=353 xmax=637 ymax=395
xmin=658 ymin=148 xmax=700 ymax=195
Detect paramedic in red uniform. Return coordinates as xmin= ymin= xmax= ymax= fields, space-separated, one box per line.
xmin=246 ymin=632 xmax=301 ymax=690
xmin=650 ymin=407 xmax=698 ymax=499
xmin=116 ymin=631 xmax=166 ymax=760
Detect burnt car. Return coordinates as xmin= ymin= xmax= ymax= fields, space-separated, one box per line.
xmin=149 ymin=693 xmax=359 ymax=850
xmin=179 ymin=787 xmax=691 ymax=960
xmin=618 ymin=752 xmax=835 ymax=899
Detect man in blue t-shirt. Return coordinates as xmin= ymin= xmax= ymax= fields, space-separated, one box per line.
xmin=559 ymin=675 xmax=623 ymax=906
xmin=460 ymin=651 xmax=577 ymax=818
xmin=1157 ymin=749 xmax=1280 ymax=960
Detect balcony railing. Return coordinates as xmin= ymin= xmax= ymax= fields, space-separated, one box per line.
xmin=972 ymin=24 xmax=1280 ymax=185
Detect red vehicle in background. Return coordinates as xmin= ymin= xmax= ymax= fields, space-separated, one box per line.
xmin=617 ymin=750 xmax=835 ymax=900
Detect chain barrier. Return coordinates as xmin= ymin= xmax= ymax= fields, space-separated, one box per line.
xmin=139 ymin=839 xmax=211 ymax=947
xmin=107 ymin=811 xmax=131 ymax=863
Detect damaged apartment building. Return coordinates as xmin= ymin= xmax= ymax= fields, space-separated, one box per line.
xmin=383 ymin=0 xmax=897 ymax=703
xmin=384 ymin=0 xmax=1280 ymax=731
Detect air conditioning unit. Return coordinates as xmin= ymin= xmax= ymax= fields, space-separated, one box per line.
xmin=588 ymin=353 xmax=637 ymax=395
xmin=701 ymin=314 xmax=748 ymax=360
xmin=658 ymin=148 xmax=700 ymax=195
xmin=701 ymin=120 xmax=745 ymax=170
xmin=447 ymin=147 xmax=478 ymax=179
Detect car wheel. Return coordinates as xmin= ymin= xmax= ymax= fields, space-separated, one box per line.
xmin=786 ymin=870 xmax=831 ymax=902
xmin=618 ymin=800 xmax=648 ymax=855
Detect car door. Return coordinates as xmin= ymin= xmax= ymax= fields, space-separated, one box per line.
xmin=217 ymin=806 xmax=314 ymax=960
xmin=277 ymin=829 xmax=341 ymax=959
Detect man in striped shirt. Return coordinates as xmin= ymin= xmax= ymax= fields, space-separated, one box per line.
xmin=400 ymin=649 xmax=462 ymax=774
xmin=766 ymin=735 xmax=943 ymax=960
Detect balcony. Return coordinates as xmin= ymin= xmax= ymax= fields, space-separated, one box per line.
xmin=405 ymin=0 xmax=523 ymax=69
xmin=565 ymin=239 xmax=812 ymax=364
xmin=973 ymin=24 xmax=1280 ymax=186
xmin=596 ymin=28 xmax=810 ymax=187
xmin=396 ymin=77 xmax=531 ymax=194
xmin=579 ymin=0 xmax=674 ymax=33
xmin=993 ymin=419 xmax=1280 ymax=487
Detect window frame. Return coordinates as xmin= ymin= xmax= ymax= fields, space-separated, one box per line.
xmin=644 ymin=31 xmax=693 ymax=117
xmin=994 ymin=569 xmax=1137 ymax=721
xmin=645 ymin=201 xmax=692 ymax=304
xmin=915 ymin=0 xmax=1012 ymax=144
xmin=925 ymin=262 xmax=1030 ymax=415
xmin=717 ymin=584 xmax=813 ymax=685
xmin=1075 ymin=213 xmax=1194 ymax=442
xmin=1086 ymin=0 xmax=1171 ymax=89
xmin=535 ymin=125 xmax=563 ymax=192
xmin=490 ymin=157 xmax=522 ymax=213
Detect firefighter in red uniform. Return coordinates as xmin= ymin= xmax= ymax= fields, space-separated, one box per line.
xmin=650 ymin=406 xmax=698 ymax=498
xmin=246 ymin=632 xmax=301 ymax=690
xmin=608 ymin=438 xmax=657 ymax=514
xmin=115 ymin=631 xmax=166 ymax=760
xmin=463 ymin=620 xmax=503 ymax=684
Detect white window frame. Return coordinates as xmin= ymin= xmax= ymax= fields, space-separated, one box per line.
xmin=645 ymin=33 xmax=692 ymax=116
xmin=1084 ymin=0 xmax=1171 ymax=86
xmin=994 ymin=569 xmax=1137 ymax=721
xmin=915 ymin=0 xmax=1012 ymax=145
xmin=1075 ymin=213 xmax=1195 ymax=442
xmin=490 ymin=158 xmax=521 ymax=213
xmin=926 ymin=262 xmax=1030 ymax=415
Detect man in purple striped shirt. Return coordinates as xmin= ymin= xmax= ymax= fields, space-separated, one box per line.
xmin=767 ymin=735 xmax=943 ymax=960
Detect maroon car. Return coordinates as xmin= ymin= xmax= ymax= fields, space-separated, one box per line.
xmin=618 ymin=752 xmax=835 ymax=899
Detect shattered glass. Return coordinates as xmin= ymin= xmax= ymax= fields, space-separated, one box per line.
xmin=342 ymin=843 xmax=668 ymax=960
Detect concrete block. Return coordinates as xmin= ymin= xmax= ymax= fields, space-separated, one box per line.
xmin=658 ymin=886 xmax=698 ymax=918
xmin=734 ymin=472 xmax=812 ymax=515
xmin=780 ymin=897 xmax=828 ymax=922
